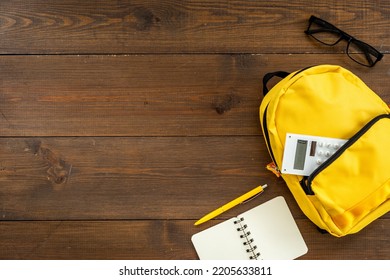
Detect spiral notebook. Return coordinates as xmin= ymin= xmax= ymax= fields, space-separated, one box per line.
xmin=191 ymin=196 xmax=308 ymax=260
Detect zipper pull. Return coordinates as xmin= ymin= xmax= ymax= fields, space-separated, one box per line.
xmin=266 ymin=162 xmax=281 ymax=177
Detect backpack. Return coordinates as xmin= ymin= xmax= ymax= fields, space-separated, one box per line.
xmin=259 ymin=64 xmax=390 ymax=237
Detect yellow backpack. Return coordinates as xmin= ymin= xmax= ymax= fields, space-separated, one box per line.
xmin=259 ymin=64 xmax=390 ymax=237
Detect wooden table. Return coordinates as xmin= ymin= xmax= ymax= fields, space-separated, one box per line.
xmin=0 ymin=0 xmax=389 ymax=260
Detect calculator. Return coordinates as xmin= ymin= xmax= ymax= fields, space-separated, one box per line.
xmin=281 ymin=133 xmax=348 ymax=176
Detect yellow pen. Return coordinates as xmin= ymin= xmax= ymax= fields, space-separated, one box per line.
xmin=194 ymin=184 xmax=268 ymax=226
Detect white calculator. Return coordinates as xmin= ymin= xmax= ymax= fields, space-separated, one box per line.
xmin=281 ymin=133 xmax=348 ymax=176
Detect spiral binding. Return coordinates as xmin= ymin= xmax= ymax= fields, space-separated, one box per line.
xmin=234 ymin=217 xmax=261 ymax=260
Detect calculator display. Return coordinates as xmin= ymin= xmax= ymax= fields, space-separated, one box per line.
xmin=293 ymin=140 xmax=308 ymax=170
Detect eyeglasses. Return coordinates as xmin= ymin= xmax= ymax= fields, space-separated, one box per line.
xmin=305 ymin=15 xmax=383 ymax=67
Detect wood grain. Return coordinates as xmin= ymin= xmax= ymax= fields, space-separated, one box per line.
xmin=0 ymin=219 xmax=388 ymax=259
xmin=0 ymin=0 xmax=388 ymax=54
xmin=0 ymin=136 xmax=296 ymax=220
xmin=1 ymin=54 xmax=389 ymax=137
xmin=0 ymin=0 xmax=389 ymax=260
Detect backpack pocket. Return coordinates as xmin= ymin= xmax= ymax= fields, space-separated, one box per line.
xmin=302 ymin=114 xmax=390 ymax=232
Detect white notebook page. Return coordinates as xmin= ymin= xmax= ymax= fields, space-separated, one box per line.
xmin=191 ymin=196 xmax=308 ymax=260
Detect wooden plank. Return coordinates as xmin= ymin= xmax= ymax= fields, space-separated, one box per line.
xmin=300 ymin=219 xmax=390 ymax=260
xmin=2 ymin=136 xmax=389 ymax=221
xmin=0 ymin=136 xmax=292 ymax=220
xmin=0 ymin=219 xmax=388 ymax=259
xmin=1 ymin=54 xmax=389 ymax=137
xmin=0 ymin=0 xmax=388 ymax=54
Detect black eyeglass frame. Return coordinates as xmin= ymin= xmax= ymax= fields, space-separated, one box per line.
xmin=305 ymin=15 xmax=383 ymax=67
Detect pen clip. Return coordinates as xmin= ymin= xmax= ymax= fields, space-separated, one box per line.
xmin=241 ymin=184 xmax=267 ymax=204
xmin=241 ymin=191 xmax=263 ymax=204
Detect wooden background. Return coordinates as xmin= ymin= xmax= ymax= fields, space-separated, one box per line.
xmin=0 ymin=0 xmax=389 ymax=259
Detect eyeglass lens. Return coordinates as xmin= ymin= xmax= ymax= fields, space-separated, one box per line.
xmin=347 ymin=40 xmax=378 ymax=66
xmin=307 ymin=20 xmax=343 ymax=46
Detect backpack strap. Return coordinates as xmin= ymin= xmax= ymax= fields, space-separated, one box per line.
xmin=262 ymin=71 xmax=289 ymax=96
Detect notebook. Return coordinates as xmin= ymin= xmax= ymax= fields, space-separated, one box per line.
xmin=191 ymin=196 xmax=308 ymax=260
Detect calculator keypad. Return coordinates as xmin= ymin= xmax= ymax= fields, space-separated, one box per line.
xmin=315 ymin=142 xmax=340 ymax=166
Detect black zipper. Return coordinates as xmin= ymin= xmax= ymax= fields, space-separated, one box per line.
xmin=301 ymin=113 xmax=390 ymax=195
xmin=262 ymin=65 xmax=315 ymax=173
xmin=290 ymin=65 xmax=314 ymax=78
xmin=263 ymin=104 xmax=279 ymax=170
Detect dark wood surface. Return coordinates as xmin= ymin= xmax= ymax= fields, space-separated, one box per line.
xmin=0 ymin=0 xmax=389 ymax=260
